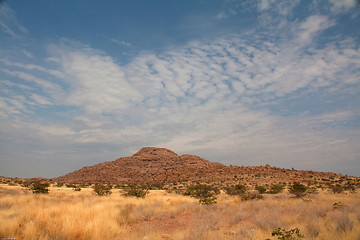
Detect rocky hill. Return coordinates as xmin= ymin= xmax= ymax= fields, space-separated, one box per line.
xmin=53 ymin=147 xmax=345 ymax=186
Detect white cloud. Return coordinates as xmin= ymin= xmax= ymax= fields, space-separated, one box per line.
xmin=258 ymin=0 xmax=277 ymax=11
xmin=30 ymin=93 xmax=52 ymax=105
xmin=111 ymin=39 xmax=132 ymax=47
xmin=0 ymin=68 xmax=64 ymax=101
xmin=0 ymin=59 xmax=64 ymax=79
xmin=0 ymin=3 xmax=28 ymax=38
xmin=22 ymin=50 xmax=33 ymax=58
xmin=296 ymin=15 xmax=335 ymax=46
xmin=49 ymin=44 xmax=141 ymax=114
xmin=329 ymin=0 xmax=357 ymax=13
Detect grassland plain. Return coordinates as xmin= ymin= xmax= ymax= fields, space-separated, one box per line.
xmin=1 ymin=184 xmax=360 ymax=240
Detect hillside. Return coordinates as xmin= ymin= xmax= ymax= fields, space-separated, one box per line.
xmin=53 ymin=147 xmax=344 ymax=186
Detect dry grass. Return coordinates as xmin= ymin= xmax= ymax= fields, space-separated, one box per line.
xmin=1 ymin=184 xmax=360 ymax=240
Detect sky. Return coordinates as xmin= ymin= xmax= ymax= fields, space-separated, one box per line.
xmin=0 ymin=0 xmax=360 ymax=178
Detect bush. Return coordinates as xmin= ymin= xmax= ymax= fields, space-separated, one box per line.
xmin=269 ymin=184 xmax=284 ymax=194
xmin=307 ymin=186 xmax=318 ymax=194
xmin=93 ymin=184 xmax=112 ymax=196
xmin=72 ymin=186 xmax=81 ymax=191
xmin=224 ymin=184 xmax=247 ymax=195
xmin=123 ymin=184 xmax=149 ymax=198
xmin=289 ymin=182 xmax=308 ymax=198
xmin=255 ymin=185 xmax=267 ymax=194
xmin=241 ymin=191 xmax=264 ymax=201
xmin=199 ymin=196 xmax=217 ymax=205
xmin=329 ymin=184 xmax=344 ymax=193
xmin=21 ymin=181 xmax=33 ymax=188
xmin=31 ymin=182 xmax=50 ymax=194
xmin=184 ymin=184 xmax=219 ymax=205
xmin=184 ymin=184 xmax=219 ymax=198
xmin=269 ymin=227 xmax=304 ymax=240
xmin=145 ymin=182 xmax=164 ymax=190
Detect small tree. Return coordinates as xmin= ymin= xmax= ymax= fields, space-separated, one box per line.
xmin=123 ymin=184 xmax=149 ymax=198
xmin=269 ymin=184 xmax=284 ymax=194
xmin=255 ymin=185 xmax=267 ymax=194
xmin=184 ymin=184 xmax=219 ymax=198
xmin=93 ymin=184 xmax=112 ymax=196
xmin=184 ymin=184 xmax=219 ymax=205
xmin=224 ymin=184 xmax=247 ymax=196
xmin=289 ymin=182 xmax=307 ymax=198
xmin=31 ymin=182 xmax=50 ymax=194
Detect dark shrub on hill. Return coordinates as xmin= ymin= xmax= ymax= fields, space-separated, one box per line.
xmin=184 ymin=184 xmax=220 ymax=198
xmin=184 ymin=184 xmax=219 ymax=205
xmin=225 ymin=184 xmax=247 ymax=195
xmin=93 ymin=184 xmax=112 ymax=196
xmin=289 ymin=182 xmax=308 ymax=198
xmin=255 ymin=185 xmax=267 ymax=194
xmin=123 ymin=184 xmax=149 ymax=198
xmin=31 ymin=182 xmax=50 ymax=194
xmin=241 ymin=191 xmax=264 ymax=201
xmin=329 ymin=184 xmax=344 ymax=193
xmin=269 ymin=184 xmax=284 ymax=194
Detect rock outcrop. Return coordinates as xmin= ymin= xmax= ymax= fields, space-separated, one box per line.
xmin=53 ymin=147 xmax=344 ymax=185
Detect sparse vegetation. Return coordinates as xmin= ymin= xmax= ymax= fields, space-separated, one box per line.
xmin=329 ymin=184 xmax=344 ymax=193
xmin=224 ymin=184 xmax=247 ymax=195
xmin=93 ymin=184 xmax=112 ymax=196
xmin=269 ymin=227 xmax=304 ymax=240
xmin=184 ymin=184 xmax=219 ymax=205
xmin=30 ymin=182 xmax=49 ymax=194
xmin=198 ymin=196 xmax=217 ymax=205
xmin=241 ymin=191 xmax=264 ymax=201
xmin=269 ymin=183 xmax=285 ymax=194
xmin=289 ymin=182 xmax=307 ymax=198
xmin=255 ymin=185 xmax=267 ymax=194
xmin=1 ymin=183 xmax=360 ymax=240
xmin=122 ymin=184 xmax=149 ymax=198
xmin=73 ymin=185 xmax=81 ymax=191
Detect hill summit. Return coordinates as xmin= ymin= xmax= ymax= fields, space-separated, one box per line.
xmin=53 ymin=147 xmax=343 ymax=185
xmin=54 ymin=147 xmax=224 ymax=184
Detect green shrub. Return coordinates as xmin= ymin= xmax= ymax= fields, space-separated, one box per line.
xmin=184 ymin=184 xmax=219 ymax=198
xmin=289 ymin=182 xmax=308 ymax=198
xmin=224 ymin=184 xmax=247 ymax=195
xmin=269 ymin=227 xmax=304 ymax=240
xmin=255 ymin=185 xmax=267 ymax=194
xmin=329 ymin=184 xmax=344 ymax=193
xmin=241 ymin=191 xmax=264 ymax=201
xmin=184 ymin=184 xmax=219 ymax=205
xmin=269 ymin=184 xmax=284 ymax=194
xmin=21 ymin=181 xmax=33 ymax=188
xmin=123 ymin=184 xmax=149 ymax=198
xmin=199 ymin=196 xmax=217 ymax=205
xmin=31 ymin=182 xmax=50 ymax=194
xmin=93 ymin=184 xmax=112 ymax=196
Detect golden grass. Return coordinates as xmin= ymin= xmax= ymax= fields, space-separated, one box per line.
xmin=1 ymin=184 xmax=360 ymax=240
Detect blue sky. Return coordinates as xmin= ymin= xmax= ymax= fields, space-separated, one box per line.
xmin=1 ymin=0 xmax=359 ymax=178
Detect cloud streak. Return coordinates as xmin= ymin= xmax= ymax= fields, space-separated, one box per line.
xmin=0 ymin=3 xmax=27 ymax=38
